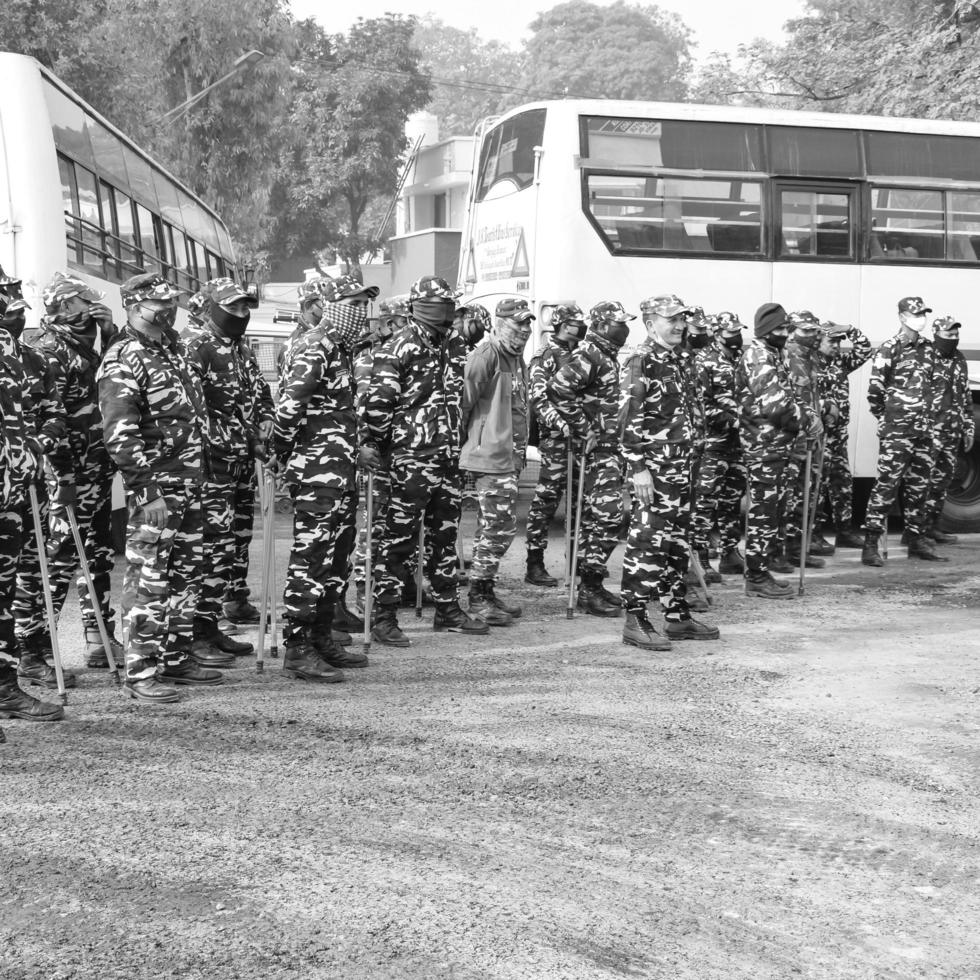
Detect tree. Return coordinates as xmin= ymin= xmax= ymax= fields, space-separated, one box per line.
xmin=521 ymin=0 xmax=693 ymax=102
xmin=271 ymin=15 xmax=431 ymax=276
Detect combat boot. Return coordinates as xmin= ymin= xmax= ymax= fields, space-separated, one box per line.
xmin=85 ymin=623 xmax=124 ymax=668
xmin=123 ymin=678 xmax=180 ymax=703
xmin=332 ymin=628 xmax=352 ymax=647
xmin=17 ymin=635 xmax=77 ymax=689
xmin=311 ymin=628 xmax=368 ymax=668
xmin=0 ymin=679 xmax=65 ymax=721
xmin=786 ymin=538 xmax=826 ymax=569
xmin=665 ymin=617 xmax=721 ymax=641
xmin=686 ymin=582 xmax=711 ymax=613
xmin=697 ymin=549 xmax=722 ymax=585
xmin=334 ymin=597 xmax=364 ymax=632
xmin=190 ymin=639 xmax=236 ymax=669
xmin=283 ymin=626 xmax=345 ymax=683
xmin=222 ymin=598 xmax=260 ymax=624
xmin=485 ymin=581 xmax=522 ymax=619
xmin=622 ymin=610 xmax=671 ymax=651
xmin=160 ymin=661 xmax=224 ymax=686
xmin=861 ymin=532 xmax=884 ymax=567
xmin=525 ymin=548 xmax=558 ymax=587
xmin=718 ymin=548 xmax=744 ymax=575
xmin=576 ymin=571 xmax=621 ymax=617
xmin=834 ymin=526 xmax=865 ymax=549
xmin=808 ymin=530 xmax=836 ymax=556
xmin=597 ymin=581 xmax=623 ymax=607
xmin=194 ymin=617 xmax=253 ymax=656
xmin=433 ymin=600 xmax=490 ymax=635
xmin=371 ymin=603 xmax=411 ymax=647
xmin=468 ymin=580 xmax=513 ymax=627
xmin=931 ymin=529 xmax=959 ymax=545
xmin=907 ymin=534 xmax=949 ymax=562
xmin=770 ymin=548 xmax=794 ymax=574
xmin=744 ymin=569 xmax=795 ymax=600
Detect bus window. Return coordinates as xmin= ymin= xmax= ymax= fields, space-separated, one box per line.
xmin=168 ymin=225 xmax=193 ymax=292
xmin=586 ymin=174 xmax=762 ymax=255
xmin=99 ymin=180 xmax=120 ymax=277
xmin=777 ymin=187 xmax=854 ymax=259
xmin=769 ymin=127 xmax=861 ymax=178
xmin=867 ymin=131 xmax=980 ymax=181
xmin=88 ymin=118 xmax=129 ymax=188
xmin=58 ymin=154 xmax=80 ymax=266
xmin=186 ymin=237 xmax=201 ymax=290
xmin=154 ymin=170 xmax=183 ymax=227
xmin=870 ymin=188 xmax=943 ymax=260
xmin=134 ymin=203 xmax=160 ymax=274
xmin=948 ymin=192 xmax=980 ymax=263
xmin=114 ymin=189 xmax=141 ymax=276
xmin=122 ymin=145 xmax=158 ymax=211
xmin=476 ymin=109 xmax=546 ymax=201
xmin=43 ymin=81 xmax=94 ymax=167
xmin=73 ymin=164 xmax=106 ymax=273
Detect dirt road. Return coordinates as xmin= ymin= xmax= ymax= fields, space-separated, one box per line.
xmin=2 ymin=518 xmax=978 ymax=979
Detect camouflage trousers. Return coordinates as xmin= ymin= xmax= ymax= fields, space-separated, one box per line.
xmin=865 ymin=428 xmax=933 ymax=536
xmin=620 ymin=457 xmax=691 ymax=620
xmin=691 ymin=451 xmax=746 ymax=554
xmin=819 ymin=430 xmax=853 ymax=528
xmin=283 ymin=488 xmax=357 ymax=638
xmin=13 ymin=480 xmax=49 ymax=641
xmin=351 ymin=470 xmax=391 ymax=590
xmin=470 ymin=470 xmax=520 ymax=582
xmin=374 ymin=454 xmax=461 ymax=606
xmin=224 ymin=467 xmax=257 ymax=605
xmin=0 ymin=505 xmax=24 ymax=684
xmin=924 ymin=431 xmax=962 ymax=530
xmin=120 ymin=484 xmax=202 ymax=680
xmin=745 ymin=456 xmax=791 ymax=572
xmin=19 ymin=471 xmax=114 ymax=638
xmin=783 ymin=447 xmax=821 ymax=543
xmin=577 ymin=449 xmax=624 ymax=577
xmin=525 ymin=438 xmax=576 ymax=552
xmin=198 ymin=477 xmax=241 ymax=628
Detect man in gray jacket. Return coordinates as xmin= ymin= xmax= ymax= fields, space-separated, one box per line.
xmin=461 ymin=298 xmax=533 ymax=626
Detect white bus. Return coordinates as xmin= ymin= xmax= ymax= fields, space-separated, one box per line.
xmin=0 ymin=52 xmax=238 ymax=331
xmin=458 ymin=99 xmax=980 ymax=530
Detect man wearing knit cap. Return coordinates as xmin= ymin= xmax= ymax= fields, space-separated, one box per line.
xmin=735 ymin=302 xmax=820 ymax=598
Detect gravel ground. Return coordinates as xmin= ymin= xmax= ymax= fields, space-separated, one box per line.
xmin=2 ymin=508 xmax=979 ymax=980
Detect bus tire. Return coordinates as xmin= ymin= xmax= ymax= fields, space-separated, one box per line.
xmin=940 ymin=405 xmax=980 ymax=534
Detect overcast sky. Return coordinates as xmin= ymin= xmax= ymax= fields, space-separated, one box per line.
xmin=289 ymin=0 xmax=809 ymax=59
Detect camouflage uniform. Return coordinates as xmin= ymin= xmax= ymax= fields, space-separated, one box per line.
xmin=548 ymin=333 xmax=624 ymax=578
xmin=817 ymin=327 xmax=871 ymax=530
xmin=181 ymin=281 xmax=271 ymax=634
xmin=736 ymin=339 xmax=810 ymax=575
xmin=924 ymin=336 xmax=973 ymax=531
xmin=864 ymin=331 xmax=938 ymax=537
xmin=525 ymin=337 xmax=577 ymax=553
xmin=99 ymin=320 xmax=208 ymax=680
xmin=364 ymin=320 xmax=467 ymax=607
xmin=691 ymin=333 xmax=745 ymax=556
xmin=619 ymin=339 xmax=699 ymax=620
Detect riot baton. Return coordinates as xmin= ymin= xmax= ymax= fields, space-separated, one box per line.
xmin=566 ymin=453 xmax=587 ymax=619
xmin=743 ymin=476 xmax=751 ymax=598
xmin=266 ymin=468 xmax=279 ymax=659
xmin=27 ymin=484 xmax=67 ymax=704
xmin=66 ymin=503 xmax=120 ymax=685
xmin=363 ymin=471 xmax=374 ymax=655
xmin=806 ymin=436 xmax=826 ymax=559
xmin=799 ymin=449 xmax=813 ymax=596
xmin=564 ymin=441 xmax=574 ymax=584
xmin=254 ymin=460 xmax=272 ymax=674
xmin=415 ymin=522 xmax=425 ymax=620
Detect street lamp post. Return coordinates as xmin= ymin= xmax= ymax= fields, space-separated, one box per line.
xmin=161 ymin=49 xmax=265 ymax=126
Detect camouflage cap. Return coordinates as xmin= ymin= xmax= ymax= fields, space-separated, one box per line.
xmin=932 ymin=315 xmax=961 ymax=332
xmin=898 ymin=296 xmax=932 ymax=315
xmin=119 ymin=273 xmax=181 ymax=308
xmin=409 ymin=276 xmax=458 ymax=303
xmin=685 ymin=305 xmax=710 ymax=329
xmin=188 ymin=291 xmax=208 ymax=321
xmin=495 ymin=296 xmax=535 ymax=322
xmin=787 ymin=310 xmax=821 ymax=330
xmin=550 ymin=302 xmax=587 ymax=331
xmin=42 ymin=272 xmax=106 ymax=312
xmin=203 ymin=276 xmax=259 ymax=309
xmin=591 ymin=300 xmax=636 ymax=324
xmin=819 ymin=320 xmax=849 ymax=339
xmin=714 ymin=311 xmax=745 ymax=332
xmin=638 ymin=295 xmax=689 ymax=318
xmin=379 ymin=294 xmax=411 ymax=317
xmin=460 ymin=302 xmax=492 ymax=331
xmin=0 ymin=296 xmax=30 ymax=315
xmin=0 ymin=265 xmax=23 ymax=293
xmin=297 ymin=276 xmax=332 ymax=305
xmin=325 ymin=273 xmax=380 ymax=303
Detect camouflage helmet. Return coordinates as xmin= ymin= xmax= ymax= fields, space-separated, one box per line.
xmin=410 ymin=275 xmax=459 ymax=303
xmin=324 ymin=273 xmax=380 ymax=303
xmin=119 ymin=273 xmax=180 ymax=309
xmin=202 ymin=276 xmax=259 ymax=309
xmin=42 ymin=272 xmax=105 ymax=313
xmin=379 ymin=294 xmax=411 ymax=319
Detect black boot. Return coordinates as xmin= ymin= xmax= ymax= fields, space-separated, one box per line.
xmin=371 ymin=603 xmax=411 ymax=647
xmin=468 ymin=579 xmax=513 ymax=626
xmin=786 ymin=537 xmax=826 ymax=569
xmin=334 ymin=596 xmax=365 ymax=632
xmin=861 ymin=531 xmax=884 ymax=567
xmin=194 ymin=617 xmax=253 ymax=656
xmin=697 ymin=548 xmax=722 ymax=585
xmin=283 ymin=624 xmax=345 ymax=682
xmin=718 ymin=548 xmax=744 ymax=575
xmin=222 ymin=598 xmax=260 ymax=624
xmin=744 ymin=566 xmax=795 ymax=600
xmin=160 ymin=660 xmax=224 ymax=686
xmin=17 ymin=635 xmax=77 ymax=689
xmin=577 ymin=570 xmax=622 ymax=617
xmin=433 ymin=600 xmax=490 ymax=635
xmin=313 ymin=605 xmax=368 ymax=667
xmin=622 ymin=610 xmax=671 ymax=650
xmin=0 ymin=678 xmax=65 ymax=721
xmin=834 ymin=526 xmax=866 ymax=549
xmin=85 ymin=622 xmax=124 ymax=668
xmin=908 ymin=534 xmax=949 ymax=562
xmin=808 ymin=530 xmax=836 ymax=556
xmin=525 ymin=548 xmax=558 ymax=587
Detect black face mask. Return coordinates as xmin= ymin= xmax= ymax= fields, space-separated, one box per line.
xmin=795 ymin=332 xmax=820 ymax=349
xmin=766 ymin=333 xmax=788 ymax=351
xmin=934 ymin=336 xmax=959 ymax=357
xmin=2 ymin=314 xmax=26 ymax=339
xmin=139 ymin=304 xmax=177 ymax=331
xmin=412 ymin=300 xmax=455 ymax=335
xmin=603 ymin=322 xmax=630 ymax=349
xmin=688 ymin=332 xmax=711 ymax=350
xmin=721 ymin=332 xmax=743 ymax=352
xmin=212 ymin=305 xmax=250 ymax=339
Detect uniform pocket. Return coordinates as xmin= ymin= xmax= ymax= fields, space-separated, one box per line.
xmin=125 ymin=523 xmax=163 ymax=567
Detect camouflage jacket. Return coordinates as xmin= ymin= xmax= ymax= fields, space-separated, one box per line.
xmin=363 ymin=320 xmax=466 ymax=459
xmin=35 ymin=319 xmax=113 ymax=483
xmin=98 ymin=325 xmax=207 ymax=507
xmin=277 ymin=319 xmax=317 ymax=383
xmin=817 ymin=327 xmax=872 ymax=430
xmin=930 ymin=349 xmax=974 ymax=442
xmin=548 ymin=333 xmax=622 ymax=450
xmin=528 ymin=338 xmax=576 ymax=441
xmin=0 ymin=331 xmax=35 ymax=508
xmin=274 ymin=321 xmax=357 ymax=495
xmin=736 ymin=341 xmax=810 ymax=461
xmin=785 ymin=338 xmax=824 ymax=416
xmin=619 ymin=339 xmax=698 ymax=472
xmin=867 ymin=331 xmax=938 ymax=431
xmin=19 ymin=341 xmax=67 ymax=458
xmin=695 ymin=338 xmax=741 ymax=456
xmin=181 ymin=321 xmax=273 ymax=478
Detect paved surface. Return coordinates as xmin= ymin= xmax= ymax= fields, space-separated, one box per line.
xmin=2 ymin=511 xmax=978 ymax=979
